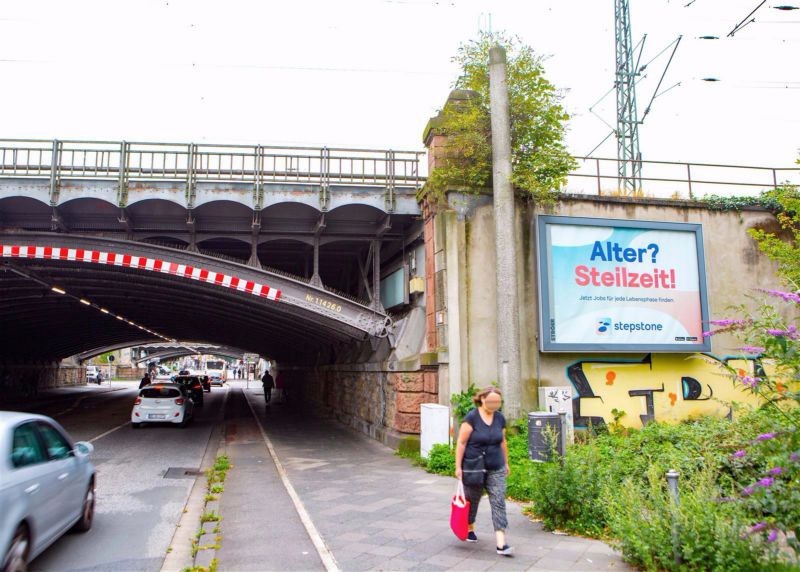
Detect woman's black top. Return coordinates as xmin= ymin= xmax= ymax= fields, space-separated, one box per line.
xmin=463 ymin=408 xmax=506 ymax=470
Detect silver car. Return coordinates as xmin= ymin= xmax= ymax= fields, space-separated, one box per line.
xmin=0 ymin=412 xmax=96 ymax=572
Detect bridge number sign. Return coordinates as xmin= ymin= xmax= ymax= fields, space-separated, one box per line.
xmin=536 ymin=215 xmax=710 ymax=352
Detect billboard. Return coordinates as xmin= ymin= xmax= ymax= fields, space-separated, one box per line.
xmin=537 ymin=215 xmax=710 ymax=352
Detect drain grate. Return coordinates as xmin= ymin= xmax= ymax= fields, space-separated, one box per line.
xmin=164 ymin=467 xmax=204 ymax=479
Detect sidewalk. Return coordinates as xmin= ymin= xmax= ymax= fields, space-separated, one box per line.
xmin=241 ymin=388 xmax=632 ymax=572
xmin=216 ymin=388 xmax=325 ymax=571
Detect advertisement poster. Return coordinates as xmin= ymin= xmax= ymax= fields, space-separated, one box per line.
xmin=537 ymin=215 xmax=710 ymax=352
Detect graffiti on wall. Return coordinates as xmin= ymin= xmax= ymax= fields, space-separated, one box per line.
xmin=566 ymin=353 xmax=763 ymax=429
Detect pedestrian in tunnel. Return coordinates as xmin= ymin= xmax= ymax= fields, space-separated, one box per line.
xmin=139 ymin=372 xmax=151 ymax=390
xmin=261 ymin=369 xmax=275 ymax=404
xmin=454 ymin=386 xmax=514 ymax=557
xmin=274 ymin=371 xmax=285 ymax=404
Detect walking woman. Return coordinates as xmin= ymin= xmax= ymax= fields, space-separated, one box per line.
xmin=454 ymin=387 xmax=513 ymax=556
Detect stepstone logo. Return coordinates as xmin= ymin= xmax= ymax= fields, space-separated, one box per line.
xmin=596 ymin=317 xmax=612 ymax=335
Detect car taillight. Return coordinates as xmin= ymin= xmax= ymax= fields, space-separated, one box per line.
xmin=134 ymin=397 xmax=142 ymax=405
xmin=175 ymin=398 xmax=185 ymax=405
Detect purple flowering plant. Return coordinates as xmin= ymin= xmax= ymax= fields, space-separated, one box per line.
xmin=710 ymin=294 xmax=800 ymax=556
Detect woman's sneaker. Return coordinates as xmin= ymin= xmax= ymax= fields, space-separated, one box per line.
xmin=467 ymin=531 xmax=478 ymax=543
xmin=496 ymin=544 xmax=514 ymax=556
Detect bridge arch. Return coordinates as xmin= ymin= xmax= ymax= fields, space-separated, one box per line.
xmin=58 ymin=197 xmax=119 ymax=228
xmin=197 ymin=236 xmax=252 ymax=262
xmin=0 ymin=196 xmax=51 ymax=230
xmin=0 ymin=232 xmax=393 ymax=364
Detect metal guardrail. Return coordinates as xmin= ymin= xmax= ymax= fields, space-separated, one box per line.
xmin=568 ymin=156 xmax=800 ymax=199
xmin=0 ymin=139 xmax=424 ymax=189
xmin=1 ymin=139 xmax=796 ymax=200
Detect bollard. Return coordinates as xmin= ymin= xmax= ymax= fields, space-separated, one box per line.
xmin=558 ymin=409 xmax=568 ymax=456
xmin=666 ymin=469 xmax=681 ymax=566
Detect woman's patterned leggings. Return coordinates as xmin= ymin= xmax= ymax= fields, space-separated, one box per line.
xmin=464 ymin=469 xmax=508 ymax=531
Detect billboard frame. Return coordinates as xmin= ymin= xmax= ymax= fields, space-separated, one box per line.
xmin=536 ymin=214 xmax=711 ymax=353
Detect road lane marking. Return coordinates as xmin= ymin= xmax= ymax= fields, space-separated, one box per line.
xmin=243 ymin=389 xmax=340 ymax=572
xmin=88 ymin=419 xmax=131 ymax=443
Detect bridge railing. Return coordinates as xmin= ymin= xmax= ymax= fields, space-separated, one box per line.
xmin=0 ymin=139 xmax=425 ymax=189
xmin=3 ymin=139 xmax=797 ymax=199
xmin=566 ymin=156 xmax=800 ymax=199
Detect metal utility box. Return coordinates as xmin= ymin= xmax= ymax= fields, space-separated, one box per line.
xmin=528 ymin=412 xmax=564 ymax=462
xmin=420 ymin=403 xmax=450 ymax=458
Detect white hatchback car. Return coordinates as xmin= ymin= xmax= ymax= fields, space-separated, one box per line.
xmin=131 ymin=383 xmax=194 ymax=428
xmin=0 ymin=412 xmax=96 ymax=572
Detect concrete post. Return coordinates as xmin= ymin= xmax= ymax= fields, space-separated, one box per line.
xmin=489 ymin=46 xmax=522 ymax=420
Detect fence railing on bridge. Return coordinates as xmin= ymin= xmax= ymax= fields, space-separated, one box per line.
xmin=567 ymin=156 xmax=799 ymax=199
xmin=0 ymin=139 xmax=425 ymax=189
xmin=1 ymin=139 xmax=797 ymax=200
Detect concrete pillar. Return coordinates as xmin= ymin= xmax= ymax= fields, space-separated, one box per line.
xmin=489 ymin=46 xmax=522 ymax=419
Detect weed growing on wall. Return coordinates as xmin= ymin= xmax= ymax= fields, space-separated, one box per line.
xmin=421 ymin=31 xmax=576 ymax=207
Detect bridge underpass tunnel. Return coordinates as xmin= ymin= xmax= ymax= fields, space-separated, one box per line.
xmin=0 ymin=221 xmax=428 ymax=437
xmin=0 ymin=142 xmax=438 ymax=448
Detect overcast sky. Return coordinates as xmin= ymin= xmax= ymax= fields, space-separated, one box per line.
xmin=2 ymin=0 xmax=798 ymax=177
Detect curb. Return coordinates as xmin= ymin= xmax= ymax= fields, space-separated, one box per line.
xmin=188 ymin=433 xmax=228 ymax=571
xmin=161 ymin=388 xmax=229 ymax=572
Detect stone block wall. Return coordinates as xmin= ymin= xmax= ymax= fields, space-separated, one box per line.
xmin=0 ymin=361 xmax=87 ymax=404
xmin=391 ymin=371 xmax=439 ymax=434
xmin=116 ymin=366 xmax=147 ymax=380
xmin=293 ymin=366 xmax=439 ymax=448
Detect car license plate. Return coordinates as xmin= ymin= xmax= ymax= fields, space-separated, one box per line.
xmin=148 ymin=414 xmax=166 ymax=420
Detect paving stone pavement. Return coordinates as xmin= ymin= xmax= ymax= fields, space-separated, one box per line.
xmin=246 ymin=389 xmax=633 ymax=572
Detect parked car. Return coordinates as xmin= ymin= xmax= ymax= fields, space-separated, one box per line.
xmin=0 ymin=412 xmax=96 ymax=571
xmin=173 ymin=376 xmax=205 ymax=407
xmin=131 ymin=383 xmax=194 ymax=428
xmin=85 ymin=366 xmax=99 ymax=384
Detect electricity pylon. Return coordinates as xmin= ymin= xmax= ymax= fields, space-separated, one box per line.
xmin=615 ymin=0 xmax=642 ymax=195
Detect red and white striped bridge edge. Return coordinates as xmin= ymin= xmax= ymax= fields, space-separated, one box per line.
xmin=1 ymin=244 xmax=281 ymax=302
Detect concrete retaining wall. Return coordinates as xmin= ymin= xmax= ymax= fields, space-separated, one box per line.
xmin=435 ymin=192 xmax=788 ymax=427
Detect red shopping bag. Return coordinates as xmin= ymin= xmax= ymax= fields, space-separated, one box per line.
xmin=450 ymin=480 xmax=470 ymax=541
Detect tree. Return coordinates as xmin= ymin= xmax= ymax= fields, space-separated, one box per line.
xmin=748 ymin=176 xmax=800 ymax=288
xmin=423 ymin=32 xmax=577 ymax=206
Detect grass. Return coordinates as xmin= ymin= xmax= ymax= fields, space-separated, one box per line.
xmin=188 ymin=455 xmax=232 ymax=565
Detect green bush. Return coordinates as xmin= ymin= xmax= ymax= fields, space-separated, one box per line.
xmin=607 ymin=466 xmax=783 ymax=571
xmin=450 ymin=384 xmax=478 ymax=424
xmin=397 ymin=383 xmax=797 ymax=568
xmin=425 ymin=443 xmax=456 ymax=475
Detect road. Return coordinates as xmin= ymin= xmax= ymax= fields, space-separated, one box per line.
xmin=7 ymin=382 xmax=226 ymax=572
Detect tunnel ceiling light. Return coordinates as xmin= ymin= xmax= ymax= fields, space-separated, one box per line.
xmin=7 ymin=261 xmax=173 ymax=349
xmin=702 ymin=77 xmax=721 ymax=82
xmin=773 ymin=5 xmax=799 ymax=9
xmin=698 ymin=35 xmax=719 ymax=39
